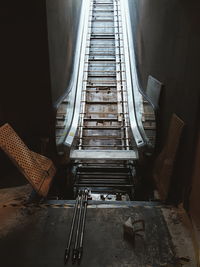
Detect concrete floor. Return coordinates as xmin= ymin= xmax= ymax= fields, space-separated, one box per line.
xmin=0 ymin=186 xmax=196 ymax=267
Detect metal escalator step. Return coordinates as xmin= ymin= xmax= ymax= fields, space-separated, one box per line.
xmin=78 ymin=180 xmax=130 ymax=184
xmin=70 ymin=150 xmax=138 ymax=160
xmin=83 ymin=118 xmax=118 ymax=121
xmin=74 ymin=184 xmax=133 ymax=188
xmin=84 ymin=101 xmax=118 ymax=104
xmin=77 ymin=173 xmax=130 ymax=178
xmin=80 ymin=126 xmax=128 ymax=130
xmin=77 ymin=167 xmax=130 ymax=173
xmin=78 ymin=178 xmax=129 ymax=181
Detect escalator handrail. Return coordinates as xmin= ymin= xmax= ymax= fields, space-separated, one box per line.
xmin=120 ymin=0 xmax=150 ymax=148
xmin=63 ymin=0 xmax=91 ymax=149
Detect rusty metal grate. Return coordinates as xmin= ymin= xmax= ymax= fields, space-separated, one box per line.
xmin=0 ymin=123 xmax=56 ymax=197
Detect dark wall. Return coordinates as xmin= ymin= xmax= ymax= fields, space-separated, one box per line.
xmin=0 ymin=1 xmax=55 ymax=185
xmin=0 ymin=1 xmax=82 ymax=186
xmin=46 ymin=0 xmax=82 ymax=106
xmin=0 ymin=0 xmax=53 ymax=182
xmin=1 ymin=1 xmax=53 ymax=146
xmin=0 ymin=0 xmax=83 ymax=143
xmin=128 ymin=0 xmax=200 ymax=203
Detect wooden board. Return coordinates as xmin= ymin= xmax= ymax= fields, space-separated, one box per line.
xmin=153 ymin=114 xmax=185 ymax=200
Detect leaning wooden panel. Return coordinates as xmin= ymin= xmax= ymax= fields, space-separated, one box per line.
xmin=0 ymin=123 xmax=56 ymax=197
xmin=153 ymin=114 xmax=185 ymax=200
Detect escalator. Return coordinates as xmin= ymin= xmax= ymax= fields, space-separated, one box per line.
xmin=55 ymin=0 xmax=156 ymax=199
xmin=0 ymin=1 xmax=198 ymax=266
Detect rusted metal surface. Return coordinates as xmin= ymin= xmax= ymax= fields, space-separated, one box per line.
xmin=56 ymin=96 xmax=68 ymax=144
xmin=142 ymin=98 xmax=156 ymax=148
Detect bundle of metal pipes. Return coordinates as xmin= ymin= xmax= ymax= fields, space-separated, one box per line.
xmin=64 ymin=190 xmax=89 ymax=264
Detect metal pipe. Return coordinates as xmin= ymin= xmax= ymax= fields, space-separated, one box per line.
xmin=78 ymin=190 xmax=88 ymax=262
xmin=64 ymin=194 xmax=80 ymax=264
xmin=72 ymin=191 xmax=84 ymax=262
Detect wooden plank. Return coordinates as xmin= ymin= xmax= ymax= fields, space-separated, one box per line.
xmin=153 ymin=114 xmax=185 ymax=200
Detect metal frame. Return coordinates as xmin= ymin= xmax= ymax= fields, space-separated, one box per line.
xmin=63 ymin=0 xmax=91 ymax=147
xmin=77 ymin=0 xmax=94 ymax=150
xmin=120 ymin=0 xmax=149 ymax=147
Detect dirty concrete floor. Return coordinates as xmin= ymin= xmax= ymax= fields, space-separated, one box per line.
xmin=0 ymin=186 xmax=196 ymax=267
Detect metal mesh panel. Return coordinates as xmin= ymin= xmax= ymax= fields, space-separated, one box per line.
xmin=0 ymin=123 xmax=56 ymax=196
